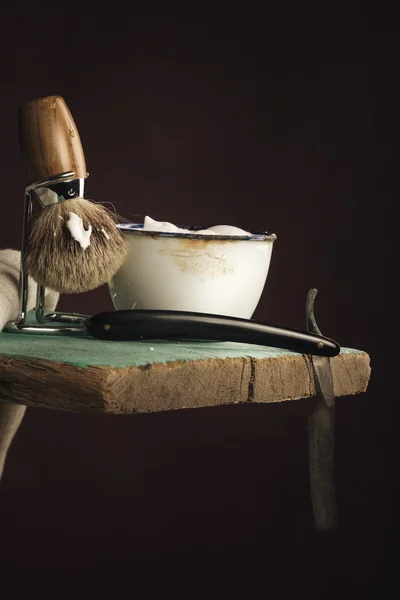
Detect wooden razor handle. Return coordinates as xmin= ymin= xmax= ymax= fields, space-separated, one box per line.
xmin=18 ymin=95 xmax=87 ymax=184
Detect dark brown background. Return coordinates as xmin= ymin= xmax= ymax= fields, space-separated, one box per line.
xmin=0 ymin=4 xmax=394 ymax=593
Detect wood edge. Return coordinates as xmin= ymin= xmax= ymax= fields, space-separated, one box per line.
xmin=252 ymin=351 xmax=371 ymax=405
xmin=0 ymin=350 xmax=371 ymax=414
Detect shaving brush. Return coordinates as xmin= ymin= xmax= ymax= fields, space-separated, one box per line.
xmin=19 ymin=96 xmax=128 ymax=294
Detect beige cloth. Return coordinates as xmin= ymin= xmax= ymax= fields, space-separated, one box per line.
xmin=0 ymin=249 xmax=59 ymax=481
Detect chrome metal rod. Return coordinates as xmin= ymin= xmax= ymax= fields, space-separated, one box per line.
xmin=16 ymin=190 xmax=33 ymax=326
xmin=25 ymin=171 xmax=76 ymax=194
xmin=36 ymin=278 xmax=89 ymax=326
xmin=4 ymin=322 xmax=88 ymax=335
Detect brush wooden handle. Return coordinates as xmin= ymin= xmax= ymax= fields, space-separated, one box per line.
xmin=18 ymin=95 xmax=87 ymax=184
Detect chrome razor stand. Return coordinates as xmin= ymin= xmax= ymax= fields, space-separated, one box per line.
xmin=5 ymin=171 xmax=90 ymax=335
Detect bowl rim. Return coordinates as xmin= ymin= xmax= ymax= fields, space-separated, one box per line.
xmin=117 ymin=223 xmax=277 ymax=242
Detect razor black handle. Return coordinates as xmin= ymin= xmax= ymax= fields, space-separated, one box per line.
xmin=87 ymin=310 xmax=340 ymax=357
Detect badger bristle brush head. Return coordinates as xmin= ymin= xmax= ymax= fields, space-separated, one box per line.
xmin=19 ymin=95 xmax=128 ymax=294
xmin=25 ymin=198 xmax=128 ymax=293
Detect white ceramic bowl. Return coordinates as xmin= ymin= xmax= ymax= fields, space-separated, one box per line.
xmin=108 ymin=224 xmax=277 ymax=319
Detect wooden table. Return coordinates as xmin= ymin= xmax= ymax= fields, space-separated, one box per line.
xmin=0 ymin=331 xmax=371 ymax=532
xmin=0 ymin=333 xmax=370 ymax=413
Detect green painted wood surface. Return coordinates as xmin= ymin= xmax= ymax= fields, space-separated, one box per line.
xmin=0 ymin=331 xmax=362 ymax=369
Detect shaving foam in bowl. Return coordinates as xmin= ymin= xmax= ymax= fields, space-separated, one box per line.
xmin=109 ymin=217 xmax=277 ymax=319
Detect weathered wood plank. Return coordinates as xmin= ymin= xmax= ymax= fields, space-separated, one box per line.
xmin=0 ymin=332 xmax=370 ymax=414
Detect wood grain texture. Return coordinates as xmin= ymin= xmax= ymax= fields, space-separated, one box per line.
xmin=0 ymin=349 xmax=370 ymax=414
xmin=19 ymin=95 xmax=87 ymax=183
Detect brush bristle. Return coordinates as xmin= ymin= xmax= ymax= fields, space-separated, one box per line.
xmin=25 ymin=198 xmax=129 ymax=293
